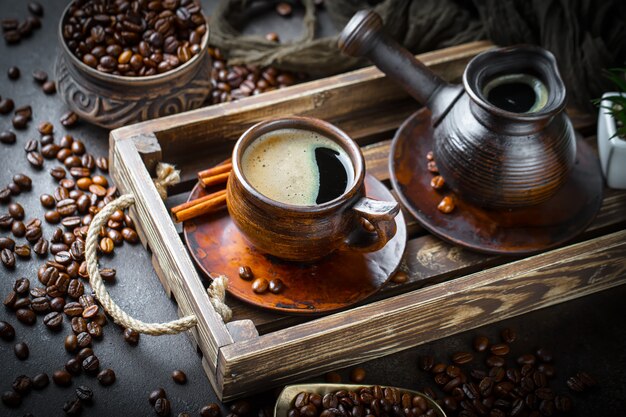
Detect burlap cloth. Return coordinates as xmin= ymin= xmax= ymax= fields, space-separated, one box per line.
xmin=209 ymin=0 xmax=626 ymax=110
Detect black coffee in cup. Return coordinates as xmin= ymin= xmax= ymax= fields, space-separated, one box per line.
xmin=241 ymin=128 xmax=354 ymax=206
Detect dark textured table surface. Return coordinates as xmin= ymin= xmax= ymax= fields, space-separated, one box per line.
xmin=1 ymin=1 xmax=625 ymax=416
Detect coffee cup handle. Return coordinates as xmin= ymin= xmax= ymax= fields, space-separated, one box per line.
xmin=344 ymin=197 xmax=400 ymax=252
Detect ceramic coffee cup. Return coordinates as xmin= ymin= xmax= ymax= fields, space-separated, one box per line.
xmin=227 ymin=116 xmax=400 ymax=262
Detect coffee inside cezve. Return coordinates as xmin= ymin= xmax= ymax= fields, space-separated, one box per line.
xmin=483 ymin=73 xmax=548 ymax=113
xmin=241 ymin=128 xmax=353 ymax=206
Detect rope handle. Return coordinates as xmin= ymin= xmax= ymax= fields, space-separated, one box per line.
xmin=85 ymin=194 xmax=232 ymax=336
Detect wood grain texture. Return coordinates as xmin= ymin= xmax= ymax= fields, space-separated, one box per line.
xmin=109 ymin=137 xmax=233 ymax=372
xmin=218 ymin=230 xmax=626 ymax=400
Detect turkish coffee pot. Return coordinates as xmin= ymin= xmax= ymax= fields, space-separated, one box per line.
xmin=339 ymin=11 xmax=576 ymax=209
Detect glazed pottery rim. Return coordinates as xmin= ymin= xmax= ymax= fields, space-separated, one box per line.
xmin=463 ymin=44 xmax=567 ymax=121
xmin=58 ymin=1 xmax=209 ymax=84
xmin=232 ymin=116 xmax=366 ymax=213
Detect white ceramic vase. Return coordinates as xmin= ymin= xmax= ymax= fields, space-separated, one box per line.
xmin=597 ymin=92 xmax=626 ymax=189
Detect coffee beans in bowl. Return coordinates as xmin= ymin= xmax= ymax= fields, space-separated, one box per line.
xmin=55 ymin=0 xmax=212 ymax=129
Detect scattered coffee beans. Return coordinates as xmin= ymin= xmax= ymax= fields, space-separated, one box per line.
xmin=8 ymin=66 xmax=20 ymax=80
xmin=172 ymin=369 xmax=187 ymax=384
xmin=97 ymin=368 xmax=116 ymax=386
xmin=14 ymin=341 xmax=30 ymax=360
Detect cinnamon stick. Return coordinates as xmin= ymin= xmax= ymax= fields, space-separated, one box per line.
xmin=171 ymin=189 xmax=228 ymax=223
xmin=199 ymin=171 xmax=230 ymax=189
xmin=198 ymin=160 xmax=232 ymax=180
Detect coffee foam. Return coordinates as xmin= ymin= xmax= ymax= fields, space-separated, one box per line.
xmin=241 ymin=128 xmax=353 ymax=206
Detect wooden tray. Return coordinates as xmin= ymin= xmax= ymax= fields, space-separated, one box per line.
xmin=109 ymin=41 xmax=626 ymax=401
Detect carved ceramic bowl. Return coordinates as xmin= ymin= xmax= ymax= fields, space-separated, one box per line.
xmin=55 ymin=4 xmax=211 ymax=129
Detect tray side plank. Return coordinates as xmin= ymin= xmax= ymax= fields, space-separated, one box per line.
xmin=109 ymin=137 xmax=233 ymax=371
xmin=216 ymin=230 xmax=626 ymax=400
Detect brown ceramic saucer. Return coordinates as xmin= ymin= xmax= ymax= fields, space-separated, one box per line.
xmin=390 ymin=108 xmax=603 ymax=255
xmin=183 ymin=174 xmax=406 ymax=314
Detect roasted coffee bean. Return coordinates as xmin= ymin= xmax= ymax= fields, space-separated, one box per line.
xmin=452 ymin=351 xmax=473 ymax=365
xmin=62 ymin=398 xmax=83 ymax=417
xmin=14 ymin=341 xmax=30 ymax=360
xmin=95 ymin=156 xmax=109 ymax=171
xmin=25 ymin=226 xmax=42 ymax=243
xmin=3 ymin=291 xmax=18 ymax=308
xmin=535 ymin=347 xmax=553 ymax=363
xmin=87 ymin=321 xmax=102 ymax=338
xmin=123 ymin=328 xmax=140 ymax=345
xmin=30 ymin=287 xmax=46 ymax=299
xmin=1 ymin=391 xmax=22 ymax=408
xmin=13 ymin=174 xmax=32 ymax=190
xmin=430 ymin=175 xmax=445 ymax=190
xmin=276 ymin=2 xmax=293 ymax=16
xmin=155 ymin=397 xmax=171 ymax=416
xmin=0 ymin=187 xmax=11 ymax=203
xmin=96 ymin=368 xmax=116 ymax=386
xmin=13 ymin=297 xmax=31 ymax=310
xmin=517 ymin=354 xmax=536 ymax=366
xmin=0 ymin=236 xmax=16 ymax=250
xmin=44 ymin=311 xmax=63 ymax=330
xmin=165 ymin=369 xmax=187 ymax=385
xmin=0 ymin=214 xmax=14 ymax=229
xmin=8 ymin=202 xmax=25 ymax=219
xmin=12 ymin=220 xmax=26 ymax=237
xmin=252 ymin=278 xmax=269 ymax=293
xmin=41 ymin=143 xmax=60 ymax=158
xmin=65 ymin=357 xmax=82 ymax=375
xmin=60 ymin=178 xmax=75 ymax=189
xmin=486 ymin=355 xmax=505 ymax=368
xmin=506 ymin=368 xmax=521 ymax=384
xmin=419 ymin=355 xmax=435 ymax=372
xmin=0 ymin=321 xmax=16 ymax=341
xmin=75 ymin=385 xmax=94 ymax=402
xmin=59 ymin=111 xmax=79 ymax=128
xmin=490 ymin=343 xmax=510 ymax=356
xmin=32 ymin=69 xmax=48 ymax=83
xmin=14 ymin=277 xmax=30 ymax=294
xmin=1 ymin=248 xmax=16 ymax=268
xmin=27 ymin=151 xmax=44 ymax=168
xmin=30 ymin=295 xmax=50 ymax=314
xmin=576 ymin=371 xmax=597 ymax=388
xmin=42 ymin=80 xmax=56 ymax=94
xmin=76 ymin=331 xmax=92 ymax=349
xmin=82 ymin=304 xmax=98 ymax=319
xmin=45 ymin=210 xmax=61 ymax=224
xmin=149 ymin=388 xmax=167 ymax=405
xmin=64 ymin=302 xmax=84 ymax=317
xmin=53 ymin=369 xmax=73 ymax=386
xmin=437 ymin=196 xmax=455 ymax=213
xmin=82 ymin=354 xmax=100 ymax=373
xmin=7 ymin=66 xmax=20 ymax=79
xmin=50 ymin=166 xmax=67 ymax=180
xmin=71 ymin=317 xmax=87 ymax=334
xmin=14 ymin=114 xmax=30 ymax=130
xmin=99 ymin=237 xmax=114 ymax=254
xmin=33 ymin=237 xmax=48 ymax=256
xmin=200 ymin=403 xmax=221 ymax=417
xmin=24 ymin=139 xmax=38 ymax=152
xmin=32 ymin=372 xmax=49 ymax=389
xmin=65 ymin=334 xmax=78 ymax=352
xmin=62 ymin=216 xmax=82 ymax=229
xmin=28 ymin=1 xmax=44 ymax=16
xmin=0 ymin=100 xmax=16 ymax=115
xmin=38 ymin=121 xmax=54 ymax=135
xmin=120 ymin=227 xmax=138 ymax=244
xmin=108 ymin=228 xmax=123 ymax=245
xmin=268 ymin=278 xmax=285 ymax=294
xmin=500 ymin=327 xmax=517 ymax=343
